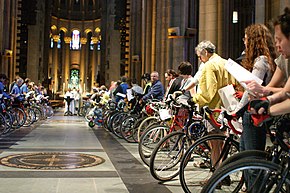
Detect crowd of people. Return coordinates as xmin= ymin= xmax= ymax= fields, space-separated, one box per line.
xmin=1 ymin=7 xmax=290 ymax=191
xmin=83 ymin=7 xmax=290 ymax=191
xmin=0 ymin=74 xmax=48 ymax=102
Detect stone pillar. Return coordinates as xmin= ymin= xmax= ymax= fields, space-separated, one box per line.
xmin=80 ymin=37 xmax=88 ymax=90
xmin=52 ymin=34 xmax=59 ymax=92
xmin=199 ymin=0 xmax=218 ymax=44
xmin=151 ymin=0 xmax=156 ymax=71
xmin=91 ymin=36 xmax=98 ymax=88
xmin=255 ymin=0 xmax=266 ymax=23
xmin=142 ymin=0 xmax=153 ymax=74
xmin=64 ymin=36 xmax=71 ymax=91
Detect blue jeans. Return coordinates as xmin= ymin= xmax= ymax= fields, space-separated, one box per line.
xmin=240 ymin=111 xmax=267 ymax=151
xmin=240 ymin=111 xmax=267 ymax=192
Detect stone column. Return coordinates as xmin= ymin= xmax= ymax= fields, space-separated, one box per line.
xmin=150 ymin=0 xmax=156 ymax=71
xmin=80 ymin=37 xmax=88 ymax=91
xmin=199 ymin=0 xmax=218 ymax=43
xmin=142 ymin=0 xmax=153 ymax=74
xmin=52 ymin=34 xmax=59 ymax=92
xmin=91 ymin=36 xmax=99 ymax=88
xmin=64 ymin=36 xmax=71 ymax=91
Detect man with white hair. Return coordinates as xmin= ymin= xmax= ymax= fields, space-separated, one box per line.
xmin=189 ymin=40 xmax=236 ymax=109
xmin=188 ymin=40 xmax=236 ymax=174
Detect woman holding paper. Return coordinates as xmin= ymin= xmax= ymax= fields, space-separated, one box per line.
xmin=239 ymin=23 xmax=277 ymax=153
xmin=235 ymin=24 xmax=277 ymax=110
xmin=246 ymin=7 xmax=290 ymax=117
xmin=238 ymin=9 xmax=289 ymax=192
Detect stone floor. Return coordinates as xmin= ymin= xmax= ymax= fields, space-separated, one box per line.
xmin=0 ymin=109 xmax=188 ymax=193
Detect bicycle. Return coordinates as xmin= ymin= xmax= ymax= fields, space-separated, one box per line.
xmin=200 ymin=114 xmax=290 ymax=193
xmin=179 ymin=108 xmax=241 ymax=192
xmin=148 ymin=105 xmax=213 ymax=181
xmin=138 ymin=99 xmax=190 ymax=166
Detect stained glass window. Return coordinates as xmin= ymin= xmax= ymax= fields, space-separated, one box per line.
xmin=90 ymin=40 xmax=94 ymax=50
xmin=57 ymin=39 xmax=61 ymax=49
xmin=97 ymin=41 xmax=101 ymax=51
xmin=50 ymin=38 xmax=54 ymax=48
xmin=70 ymin=69 xmax=80 ymax=89
xmin=70 ymin=30 xmax=80 ymax=50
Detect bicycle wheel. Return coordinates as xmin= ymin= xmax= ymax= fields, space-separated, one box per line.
xmin=23 ymin=108 xmax=35 ymax=127
xmin=219 ymin=150 xmax=270 ymax=169
xmin=120 ymin=114 xmax=138 ymax=143
xmin=179 ymin=134 xmax=239 ymax=193
xmin=200 ymin=158 xmax=282 ymax=193
xmin=103 ymin=110 xmax=115 ymax=130
xmin=1 ymin=111 xmax=13 ymax=134
xmin=107 ymin=111 xmax=120 ymax=132
xmin=136 ymin=116 xmax=159 ymax=142
xmin=31 ymin=106 xmax=42 ymax=122
xmin=0 ymin=113 xmax=7 ymax=135
xmin=111 ymin=112 xmax=128 ymax=138
xmin=138 ymin=125 xmax=169 ymax=166
xmin=131 ymin=116 xmax=147 ymax=143
xmin=11 ymin=107 xmax=27 ymax=128
xmin=149 ymin=131 xmax=191 ymax=181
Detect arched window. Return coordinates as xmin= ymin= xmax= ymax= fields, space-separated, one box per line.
xmin=50 ymin=36 xmax=54 ymax=48
xmin=87 ymin=32 xmax=93 ymax=51
xmin=97 ymin=41 xmax=101 ymax=51
xmin=58 ymin=31 xmax=64 ymax=49
xmin=70 ymin=30 xmax=80 ymax=50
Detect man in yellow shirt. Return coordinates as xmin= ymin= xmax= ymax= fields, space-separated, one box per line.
xmin=190 ymin=40 xmax=236 ymax=109
xmin=189 ymin=40 xmax=237 ymax=176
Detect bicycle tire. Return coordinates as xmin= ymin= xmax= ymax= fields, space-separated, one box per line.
xmin=179 ymin=134 xmax=239 ymax=193
xmin=136 ymin=116 xmax=159 ymax=142
xmin=138 ymin=125 xmax=169 ymax=166
xmin=131 ymin=116 xmax=148 ymax=142
xmin=2 ymin=111 xmax=13 ymax=134
xmin=0 ymin=113 xmax=7 ymax=135
xmin=219 ymin=150 xmax=270 ymax=169
xmin=120 ymin=114 xmax=138 ymax=143
xmin=23 ymin=108 xmax=35 ymax=127
xmin=111 ymin=112 xmax=127 ymax=138
xmin=11 ymin=107 xmax=27 ymax=128
xmin=200 ymin=158 xmax=282 ymax=193
xmin=31 ymin=106 xmax=42 ymax=122
xmin=149 ymin=131 xmax=190 ymax=181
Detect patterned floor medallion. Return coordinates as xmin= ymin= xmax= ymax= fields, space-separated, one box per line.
xmin=0 ymin=152 xmax=105 ymax=170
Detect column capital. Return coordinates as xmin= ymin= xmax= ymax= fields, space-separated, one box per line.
xmin=91 ymin=37 xmax=99 ymax=44
xmin=64 ymin=37 xmax=72 ymax=44
xmin=80 ymin=38 xmax=87 ymax=44
xmin=52 ymin=35 xmax=60 ymax=42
